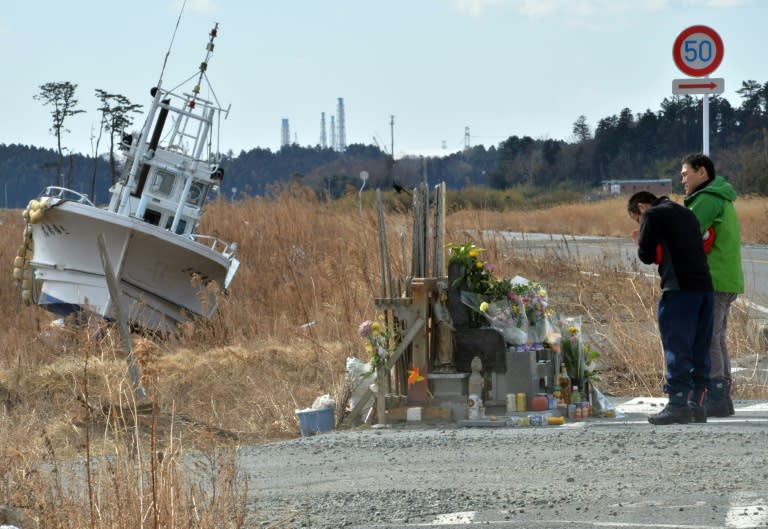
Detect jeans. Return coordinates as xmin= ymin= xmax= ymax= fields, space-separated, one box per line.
xmin=657 ymin=290 xmax=714 ymax=395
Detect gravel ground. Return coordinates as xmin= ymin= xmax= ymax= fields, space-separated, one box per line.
xmin=238 ymin=398 xmax=768 ymax=529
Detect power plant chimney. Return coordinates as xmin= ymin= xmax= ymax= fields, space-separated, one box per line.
xmin=330 ymin=115 xmax=336 ymax=151
xmin=336 ymin=97 xmax=346 ymax=152
xmin=320 ymin=112 xmax=327 ymax=148
xmin=281 ymin=118 xmax=290 ymax=147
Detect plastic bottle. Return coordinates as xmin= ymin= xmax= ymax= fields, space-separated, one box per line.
xmin=557 ymin=364 xmax=572 ymax=403
xmin=570 ymin=386 xmax=581 ymax=404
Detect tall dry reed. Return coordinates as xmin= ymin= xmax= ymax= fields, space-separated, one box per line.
xmin=0 ymin=188 xmax=766 ymax=526
xmin=450 ymin=194 xmax=768 ymax=243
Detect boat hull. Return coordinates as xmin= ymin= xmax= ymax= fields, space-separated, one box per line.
xmin=29 ymin=201 xmax=233 ymax=332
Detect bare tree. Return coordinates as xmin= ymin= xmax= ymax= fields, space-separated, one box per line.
xmin=34 ymin=81 xmax=85 ymax=187
xmin=93 ymin=90 xmax=143 ymax=197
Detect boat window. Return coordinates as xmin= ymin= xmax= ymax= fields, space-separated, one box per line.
xmin=143 ymin=209 xmax=161 ymax=226
xmin=151 ymin=170 xmax=176 ymax=197
xmin=165 ymin=216 xmax=188 ymax=235
xmin=186 ymin=181 xmax=208 ymax=206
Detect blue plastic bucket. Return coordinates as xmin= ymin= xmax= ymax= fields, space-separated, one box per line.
xmin=296 ymin=407 xmax=335 ymax=436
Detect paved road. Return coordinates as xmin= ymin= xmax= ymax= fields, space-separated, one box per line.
xmin=491 ymin=231 xmax=768 ymax=312
xmin=241 ymin=397 xmax=768 ymax=529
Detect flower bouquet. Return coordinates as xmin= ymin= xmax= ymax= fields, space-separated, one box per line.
xmin=446 ymin=242 xmax=493 ymax=294
xmin=358 ymin=316 xmax=399 ymax=374
xmin=461 ymin=291 xmax=528 ymax=345
xmin=447 ymin=241 xmax=559 ymax=346
xmin=559 ymin=316 xmax=599 ymax=389
xmin=508 ymin=277 xmax=555 ymax=344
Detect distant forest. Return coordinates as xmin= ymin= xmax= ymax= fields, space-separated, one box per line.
xmin=1 ymin=79 xmax=767 ymax=209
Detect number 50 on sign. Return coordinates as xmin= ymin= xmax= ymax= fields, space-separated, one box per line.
xmin=673 ymin=25 xmax=724 ymax=77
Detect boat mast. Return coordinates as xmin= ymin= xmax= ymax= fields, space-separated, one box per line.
xmin=190 ymin=23 xmax=218 ymax=109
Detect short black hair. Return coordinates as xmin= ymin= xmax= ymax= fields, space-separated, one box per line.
xmin=627 ymin=191 xmax=657 ymax=215
xmin=682 ymin=153 xmax=715 ymax=181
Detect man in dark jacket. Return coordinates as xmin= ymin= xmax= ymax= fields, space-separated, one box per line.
xmin=628 ymin=191 xmax=714 ymax=425
xmin=682 ymin=153 xmax=744 ymax=417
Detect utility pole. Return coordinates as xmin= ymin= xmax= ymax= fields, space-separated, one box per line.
xmin=389 ymin=115 xmax=395 ymax=187
xmin=389 ymin=115 xmax=395 ymax=158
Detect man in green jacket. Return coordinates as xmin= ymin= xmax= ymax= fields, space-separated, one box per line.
xmin=681 ymin=153 xmax=744 ymax=418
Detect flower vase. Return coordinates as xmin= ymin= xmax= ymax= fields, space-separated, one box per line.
xmin=448 ymin=262 xmax=480 ymax=328
xmin=529 ymin=319 xmax=548 ymax=344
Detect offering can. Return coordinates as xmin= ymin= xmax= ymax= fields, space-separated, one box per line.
xmin=506 ymin=394 xmax=517 ymax=413
xmin=516 ymin=392 xmax=527 ymax=412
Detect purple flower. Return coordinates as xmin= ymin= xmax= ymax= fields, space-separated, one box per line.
xmin=358 ymin=320 xmax=373 ymax=338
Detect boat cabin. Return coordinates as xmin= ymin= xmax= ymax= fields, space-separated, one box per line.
xmin=106 ymin=85 xmax=225 ymax=238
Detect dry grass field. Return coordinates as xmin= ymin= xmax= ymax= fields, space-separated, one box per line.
xmin=0 ymin=190 xmax=766 ymax=527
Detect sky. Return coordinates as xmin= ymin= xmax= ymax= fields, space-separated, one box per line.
xmin=1 ymin=0 xmax=766 ymax=160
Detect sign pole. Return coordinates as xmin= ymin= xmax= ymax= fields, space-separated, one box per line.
xmin=702 ymin=93 xmax=710 ymax=155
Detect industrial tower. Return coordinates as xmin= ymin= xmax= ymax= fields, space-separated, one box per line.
xmin=281 ymin=118 xmax=290 ymax=147
xmin=320 ymin=112 xmax=327 ymax=148
xmin=336 ymin=97 xmax=346 ymax=152
xmin=330 ymin=115 xmax=336 ymax=151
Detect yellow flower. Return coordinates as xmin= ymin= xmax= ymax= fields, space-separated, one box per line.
xmin=568 ymin=325 xmax=579 ymax=335
xmin=475 ymin=261 xmax=484 ymax=269
xmin=479 ymin=301 xmax=489 ymax=313
xmin=372 ymin=321 xmax=381 ymax=333
xmin=468 ymin=250 xmax=479 ymax=258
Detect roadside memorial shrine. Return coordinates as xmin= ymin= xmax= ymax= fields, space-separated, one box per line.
xmin=343 ymin=182 xmax=615 ymax=428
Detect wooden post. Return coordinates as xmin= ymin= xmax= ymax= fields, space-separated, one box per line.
xmin=374 ymin=189 xmax=395 ymax=404
xmin=375 ymin=189 xmax=392 ymax=299
xmin=432 ymin=182 xmax=446 ymax=278
xmin=375 ymin=368 xmax=387 ymax=426
xmin=411 ymin=187 xmax=423 ymax=278
xmin=409 ymin=280 xmax=430 ymax=374
xmin=408 ymin=279 xmax=436 ymax=405
xmin=97 ymin=234 xmax=147 ymax=401
xmin=422 ymin=182 xmax=430 ymax=276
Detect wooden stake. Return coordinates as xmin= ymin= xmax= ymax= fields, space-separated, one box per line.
xmin=97 ymin=234 xmax=148 ymax=401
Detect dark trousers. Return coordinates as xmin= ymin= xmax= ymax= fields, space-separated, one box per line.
xmin=657 ymin=290 xmax=714 ymax=395
xmin=710 ymin=292 xmax=737 ymax=380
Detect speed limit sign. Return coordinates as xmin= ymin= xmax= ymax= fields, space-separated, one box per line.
xmin=673 ymin=25 xmax=724 ymax=77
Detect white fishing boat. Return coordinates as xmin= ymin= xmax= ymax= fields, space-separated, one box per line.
xmin=15 ymin=24 xmax=239 ymax=332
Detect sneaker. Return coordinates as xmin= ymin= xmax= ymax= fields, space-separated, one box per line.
xmin=648 ymin=402 xmax=692 ymax=425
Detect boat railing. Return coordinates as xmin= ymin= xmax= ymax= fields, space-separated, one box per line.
xmin=42 ymin=186 xmax=96 ymax=207
xmin=189 ymin=234 xmax=238 ymax=259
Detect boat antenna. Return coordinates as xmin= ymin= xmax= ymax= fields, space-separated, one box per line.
xmin=157 ymin=0 xmax=187 ymax=85
xmin=191 ymin=23 xmax=219 ymax=106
